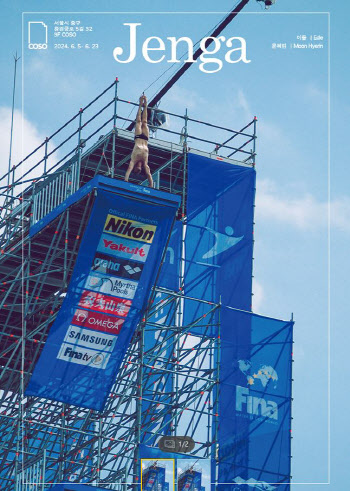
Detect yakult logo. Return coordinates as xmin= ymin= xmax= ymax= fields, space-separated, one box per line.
xmin=98 ymin=233 xmax=150 ymax=263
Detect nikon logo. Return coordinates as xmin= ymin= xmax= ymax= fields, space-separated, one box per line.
xmin=104 ymin=214 xmax=156 ymax=243
xmin=236 ymin=386 xmax=278 ymax=421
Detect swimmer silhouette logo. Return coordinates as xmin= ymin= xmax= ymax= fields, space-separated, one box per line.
xmin=28 ymin=21 xmax=48 ymax=50
xmin=202 ymin=225 xmax=244 ymax=260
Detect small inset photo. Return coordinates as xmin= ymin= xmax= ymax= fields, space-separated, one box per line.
xmin=141 ymin=459 xmax=175 ymax=491
xmin=177 ymin=459 xmax=211 ymax=491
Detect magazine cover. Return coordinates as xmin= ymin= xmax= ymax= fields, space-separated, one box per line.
xmin=0 ymin=1 xmax=346 ymax=490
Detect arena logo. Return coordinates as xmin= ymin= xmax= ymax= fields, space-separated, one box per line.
xmin=104 ymin=214 xmax=157 ymax=243
xmin=93 ymin=254 xmax=121 ymax=273
xmin=92 ymin=252 xmax=144 ymax=280
xmin=113 ymin=23 xmax=251 ymax=74
xmin=236 ymin=386 xmax=278 ymax=421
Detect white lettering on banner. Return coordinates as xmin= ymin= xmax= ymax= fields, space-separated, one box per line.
xmin=64 ymin=326 xmax=117 ymax=352
xmin=233 ymin=476 xmax=276 ymax=490
xmin=57 ymin=343 xmax=110 ymax=369
xmin=235 ymin=386 xmax=278 ymax=421
xmin=85 ymin=274 xmax=138 ymax=300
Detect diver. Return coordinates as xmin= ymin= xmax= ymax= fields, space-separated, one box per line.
xmin=124 ymin=94 xmax=153 ymax=188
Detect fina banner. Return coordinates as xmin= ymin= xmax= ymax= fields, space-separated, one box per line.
xmin=26 ymin=183 xmax=180 ymax=411
xmin=143 ymin=466 xmax=167 ymax=490
xmin=218 ymin=307 xmax=293 ymax=490
xmin=184 ymin=153 xmax=255 ymax=326
xmin=179 ymin=470 xmax=202 ymax=491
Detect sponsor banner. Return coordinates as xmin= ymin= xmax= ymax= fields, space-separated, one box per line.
xmin=64 ymin=326 xmax=117 ymax=352
xmin=92 ymin=252 xmax=144 ymax=280
xmin=79 ymin=290 xmax=132 ymax=317
xmin=98 ymin=233 xmax=150 ymax=263
xmin=104 ymin=214 xmax=156 ymax=243
xmin=85 ymin=273 xmax=138 ymax=300
xmin=218 ymin=306 xmax=293 ymax=488
xmin=57 ymin=343 xmax=110 ymax=369
xmin=26 ymin=182 xmax=180 ymax=410
xmin=72 ymin=309 xmax=124 ymax=335
xmin=184 ymin=153 xmax=255 ymax=332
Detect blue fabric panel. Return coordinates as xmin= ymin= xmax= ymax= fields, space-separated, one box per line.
xmin=184 ymin=154 xmax=255 ymax=332
xmin=157 ymin=220 xmax=182 ymax=290
xmin=49 ymin=486 xmax=108 ymax=491
xmin=26 ymin=182 xmax=179 ymax=411
xmin=218 ymin=307 xmax=293 ymax=490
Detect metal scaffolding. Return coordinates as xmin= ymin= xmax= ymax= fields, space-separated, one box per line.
xmin=0 ymin=80 xmax=256 ymax=489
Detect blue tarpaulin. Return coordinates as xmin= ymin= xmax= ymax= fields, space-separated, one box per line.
xmin=218 ymin=307 xmax=293 ymax=489
xmin=26 ymin=179 xmax=180 ymax=411
xmin=48 ymin=485 xmax=108 ymax=491
xmin=185 ymin=153 xmax=255 ymax=313
xmin=139 ymin=154 xmax=292 ymax=489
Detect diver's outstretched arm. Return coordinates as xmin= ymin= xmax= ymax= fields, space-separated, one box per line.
xmin=125 ymin=160 xmax=135 ymax=182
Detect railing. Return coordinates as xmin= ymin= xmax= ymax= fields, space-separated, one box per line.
xmin=15 ymin=451 xmax=46 ymax=491
xmin=31 ymin=158 xmax=80 ymax=225
xmin=0 ymin=78 xmax=257 ymax=243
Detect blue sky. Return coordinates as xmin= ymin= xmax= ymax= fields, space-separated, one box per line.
xmin=0 ymin=0 xmax=349 ymax=489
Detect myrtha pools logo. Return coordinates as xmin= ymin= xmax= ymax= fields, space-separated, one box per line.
xmin=28 ymin=21 xmax=48 ymax=49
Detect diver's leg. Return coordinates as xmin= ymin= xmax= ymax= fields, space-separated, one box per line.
xmin=141 ymin=96 xmax=149 ymax=139
xmin=135 ymin=97 xmax=143 ymax=136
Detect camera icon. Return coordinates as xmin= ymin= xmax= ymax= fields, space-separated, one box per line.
xmin=163 ymin=439 xmax=176 ymax=449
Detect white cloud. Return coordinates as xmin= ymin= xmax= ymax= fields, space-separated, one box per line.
xmin=303 ymin=83 xmax=327 ymax=106
xmin=0 ymin=107 xmax=58 ymax=205
xmin=166 ymin=84 xmax=206 ymax=110
xmin=255 ymin=178 xmax=350 ymax=233
xmin=26 ymin=55 xmax=90 ymax=102
xmin=252 ymin=279 xmax=264 ymax=312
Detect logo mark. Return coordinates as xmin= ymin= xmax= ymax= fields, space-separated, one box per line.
xmin=104 ymin=214 xmax=156 ymax=243
xmin=202 ymin=226 xmax=243 ymax=259
xmin=91 ymin=353 xmax=105 ymax=366
xmin=28 ymin=21 xmax=48 ymax=50
xmin=233 ymin=476 xmax=276 ymax=490
xmin=124 ymin=264 xmax=142 ymax=275
xmin=238 ymin=359 xmax=278 ymax=389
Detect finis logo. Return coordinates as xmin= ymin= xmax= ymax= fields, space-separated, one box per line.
xmin=28 ymin=21 xmax=48 ymax=50
xmin=104 ymin=214 xmax=156 ymax=243
xmin=236 ymin=385 xmax=278 ymax=421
